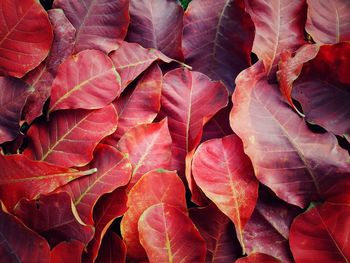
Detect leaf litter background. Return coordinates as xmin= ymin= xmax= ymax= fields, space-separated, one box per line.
xmin=0 ymin=0 xmax=350 ymax=262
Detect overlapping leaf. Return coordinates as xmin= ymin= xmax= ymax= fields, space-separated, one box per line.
xmin=14 ymin=192 xmax=94 ymax=246
xmin=121 ymin=169 xmax=186 ymax=259
xmin=58 ymin=144 xmax=131 ymax=224
xmin=306 ymin=0 xmax=350 ymax=44
xmin=95 ymin=231 xmax=127 ymax=263
xmin=50 ymin=241 xmax=84 ymax=263
xmin=230 ymin=62 xmax=350 ymax=208
xmin=138 ymin=203 xmax=207 ymax=263
xmin=0 ymin=0 xmax=53 ymax=77
xmin=290 ymin=202 xmax=350 ymax=263
xmin=53 ymin=0 xmax=129 ymax=53
xmin=183 ymin=0 xmax=254 ymax=92
xmin=127 ymin=0 xmax=184 ymax=60
xmin=0 ymin=77 xmax=30 ymax=144
xmin=192 ymin=135 xmax=258 ymax=247
xmin=48 ymin=50 xmax=121 ymax=114
xmin=236 ymin=253 xmax=282 ymax=263
xmin=24 ymin=105 xmax=118 ymax=167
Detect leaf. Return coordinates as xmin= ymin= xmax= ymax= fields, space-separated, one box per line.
xmin=53 ymin=0 xmax=129 ymax=53
xmin=243 ymin=190 xmax=300 ymax=263
xmin=138 ymin=203 xmax=206 ymax=263
xmin=189 ymin=203 xmax=241 ymax=263
xmin=58 ymin=144 xmax=131 ymax=224
xmin=306 ymin=0 xmax=350 ymax=44
xmin=48 ymin=50 xmax=121 ymax=114
xmin=0 ymin=77 xmax=30 ymax=144
xmin=95 ymin=231 xmax=127 ymax=263
xmin=24 ymin=105 xmax=118 ymax=167
xmin=244 ymin=0 xmax=307 ymax=76
xmin=230 ymin=62 xmax=350 ymax=208
xmin=23 ymin=8 xmax=76 ymax=124
xmin=84 ymin=188 xmax=128 ymax=263
xmin=106 ymin=63 xmax=162 ymax=143
xmin=0 ymin=206 xmax=50 ymax=263
xmin=50 ymin=241 xmax=85 ymax=263
xmin=235 ymin=253 xmax=282 ymax=263
xmin=161 ymin=68 xmax=228 ymax=178
xmin=183 ymin=0 xmax=254 ymax=92
xmin=0 ymin=0 xmax=53 ymax=77
xmin=290 ymin=202 xmax=350 ymax=263
xmin=117 ymin=119 xmax=172 ymax=187
xmin=14 ymin=192 xmax=94 ymax=246
xmin=121 ymin=169 xmax=186 ymax=259
xmin=109 ymin=41 xmax=171 ymax=90
xmin=126 ymin=0 xmax=184 ymax=60
xmin=0 ymin=153 xmax=96 ymax=209
xmin=192 ymin=135 xmax=258 ymax=248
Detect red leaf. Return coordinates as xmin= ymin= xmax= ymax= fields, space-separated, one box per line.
xmin=189 ymin=203 xmax=241 ymax=262
xmin=84 ymin=188 xmax=128 ymax=263
xmin=58 ymin=144 xmax=131 ymax=225
xmin=161 ymin=68 xmax=228 ymax=178
xmin=0 ymin=0 xmax=53 ymax=77
xmin=192 ymin=135 xmax=258 ymax=248
xmin=121 ymin=169 xmax=186 ymax=259
xmin=109 ymin=41 xmax=171 ymax=90
xmin=48 ymin=50 xmax=121 ymax=114
xmin=0 ymin=77 xmax=30 ymax=144
xmin=230 ymin=62 xmax=350 ymax=208
xmin=183 ymin=0 xmax=254 ymax=92
xmin=0 ymin=153 xmax=96 ymax=209
xmin=243 ymin=190 xmax=300 ymax=263
xmin=24 ymin=105 xmax=118 ymax=167
xmin=23 ymin=9 xmax=76 ymax=124
xmin=126 ymin=0 xmax=184 ymax=60
xmin=290 ymin=202 xmax=350 ymax=263
xmin=235 ymin=253 xmax=282 ymax=263
xmin=14 ymin=192 xmax=94 ymax=246
xmin=244 ymin=0 xmax=307 ymax=76
xmin=138 ymin=203 xmax=206 ymax=263
xmin=107 ymin=63 xmax=162 ymax=143
xmin=0 ymin=206 xmax=50 ymax=263
xmin=117 ymin=119 xmax=172 ymax=187
xmin=95 ymin=231 xmax=127 ymax=263
xmin=306 ymin=0 xmax=350 ymax=44
xmin=53 ymin=0 xmax=129 ymax=53
xmin=50 ymin=240 xmax=84 ymax=263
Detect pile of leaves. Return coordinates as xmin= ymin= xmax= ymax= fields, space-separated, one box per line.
xmin=0 ymin=0 xmax=349 ymax=262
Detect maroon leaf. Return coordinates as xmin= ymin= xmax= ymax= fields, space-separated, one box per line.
xmin=58 ymin=144 xmax=131 ymax=224
xmin=95 ymin=231 xmax=127 ymax=263
xmin=244 ymin=0 xmax=307 ymax=76
xmin=306 ymin=0 xmax=350 ymax=44
xmin=117 ymin=119 xmax=172 ymax=188
xmin=189 ymin=203 xmax=241 ymax=263
xmin=53 ymin=0 xmax=129 ymax=53
xmin=84 ymin=188 xmax=128 ymax=263
xmin=290 ymin=202 xmax=350 ymax=263
xmin=109 ymin=41 xmax=171 ymax=90
xmin=0 ymin=77 xmax=30 ymax=144
xmin=138 ymin=203 xmax=206 ymax=263
xmin=0 ymin=0 xmax=53 ymax=77
xmin=14 ymin=192 xmax=94 ymax=246
xmin=183 ymin=0 xmax=254 ymax=92
xmin=48 ymin=50 xmax=121 ymax=114
xmin=243 ymin=191 xmax=300 ymax=263
xmin=0 ymin=153 xmax=96 ymax=209
xmin=0 ymin=206 xmax=50 ymax=263
xmin=50 ymin=240 xmax=84 ymax=263
xmin=126 ymin=0 xmax=184 ymax=60
xmin=24 ymin=105 xmax=118 ymax=167
xmin=23 ymin=9 xmax=76 ymax=124
xmin=230 ymin=62 xmax=350 ymax=208
xmin=121 ymin=169 xmax=186 ymax=259
xmin=235 ymin=253 xmax=282 ymax=263
xmin=192 ymin=135 xmax=258 ymax=247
